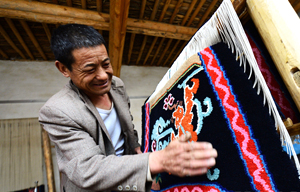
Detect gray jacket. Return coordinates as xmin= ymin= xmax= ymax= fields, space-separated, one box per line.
xmin=39 ymin=76 xmax=150 ymax=192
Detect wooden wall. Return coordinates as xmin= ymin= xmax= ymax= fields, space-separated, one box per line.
xmin=0 ymin=118 xmax=44 ymax=191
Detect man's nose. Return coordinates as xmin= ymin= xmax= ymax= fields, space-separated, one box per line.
xmin=95 ymin=68 xmax=108 ymax=80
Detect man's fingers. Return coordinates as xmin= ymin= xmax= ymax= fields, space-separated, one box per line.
xmin=179 ymin=132 xmax=192 ymax=142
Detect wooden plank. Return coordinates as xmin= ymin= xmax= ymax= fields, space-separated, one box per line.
xmin=181 ymin=0 xmax=198 ymax=26
xmin=156 ymin=38 xmax=172 ymax=66
xmin=150 ymin=37 xmax=165 ymax=66
xmin=0 ymin=48 xmax=8 ymax=59
xmin=247 ymin=0 xmax=300 ymax=112
xmin=109 ymin=0 xmax=130 ymax=77
xmin=162 ymin=40 xmax=181 ymax=66
xmin=0 ymin=24 xmax=26 ymax=59
xmin=96 ymin=0 xmax=102 ymax=12
xmin=169 ymin=0 xmax=183 ymax=23
xmin=66 ymin=0 xmax=72 ymax=7
xmin=135 ymin=0 xmax=162 ymax=65
xmin=5 ymin=18 xmax=34 ymax=60
xmin=197 ymin=0 xmax=219 ymax=28
xmin=42 ymin=23 xmax=52 ymax=42
xmin=0 ymin=7 xmax=196 ymax=40
xmin=231 ymin=0 xmax=247 ymax=16
xmin=0 ymin=118 xmax=43 ymax=192
xmin=128 ymin=0 xmax=147 ymax=64
xmin=81 ymin=0 xmax=87 ymax=9
xmin=143 ymin=36 xmax=158 ymax=65
xmin=20 ymin=20 xmax=47 ymax=60
xmin=0 ymin=8 xmax=110 ymax=31
xmin=136 ymin=36 xmax=148 ymax=65
xmin=186 ymin=0 xmax=206 ymax=27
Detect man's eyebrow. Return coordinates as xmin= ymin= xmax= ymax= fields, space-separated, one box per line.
xmin=103 ymin=58 xmax=110 ymax=62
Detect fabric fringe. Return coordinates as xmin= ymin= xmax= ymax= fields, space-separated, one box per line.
xmin=147 ymin=0 xmax=300 ymax=178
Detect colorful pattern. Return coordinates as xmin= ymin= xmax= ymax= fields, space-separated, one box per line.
xmin=142 ymin=42 xmax=300 ymax=191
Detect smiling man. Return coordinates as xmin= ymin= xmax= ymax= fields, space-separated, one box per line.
xmin=39 ymin=24 xmax=217 ymax=192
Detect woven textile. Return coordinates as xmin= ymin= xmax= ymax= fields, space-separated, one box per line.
xmin=142 ymin=42 xmax=300 ymax=191
xmin=244 ymin=20 xmax=300 ymax=123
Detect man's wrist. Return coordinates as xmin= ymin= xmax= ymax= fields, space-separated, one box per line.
xmin=149 ymin=151 xmax=164 ymax=175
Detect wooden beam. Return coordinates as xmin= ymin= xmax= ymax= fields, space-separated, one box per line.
xmin=0 ymin=0 xmax=109 ymax=23
xmin=136 ymin=36 xmax=148 ymax=65
xmin=186 ymin=0 xmax=206 ymax=27
xmin=143 ymin=36 xmax=158 ymax=65
xmin=135 ymin=0 xmax=162 ymax=65
xmin=169 ymin=0 xmax=183 ymax=23
xmin=156 ymin=38 xmax=172 ymax=66
xmin=231 ymin=0 xmax=246 ymax=16
xmin=294 ymin=1 xmax=300 ymax=12
xmin=5 ymin=18 xmax=34 ymax=60
xmin=0 ymin=8 xmax=110 ymax=31
xmin=81 ymin=0 xmax=87 ymax=9
xmin=96 ymin=0 xmax=102 ymax=12
xmin=66 ymin=0 xmax=72 ymax=7
xmin=181 ymin=0 xmax=198 ymax=26
xmin=197 ymin=0 xmax=219 ymax=28
xmin=127 ymin=0 xmax=146 ymax=64
xmin=0 ymin=24 xmax=26 ymax=59
xmin=42 ymin=23 xmax=52 ymax=43
xmin=247 ymin=0 xmax=300 ymax=112
xmin=150 ymin=37 xmax=165 ymax=66
xmin=141 ymin=0 xmax=171 ymax=66
xmin=169 ymin=41 xmax=186 ymax=67
xmin=109 ymin=0 xmax=130 ymax=77
xmin=162 ymin=40 xmax=181 ymax=66
xmin=127 ymin=33 xmax=135 ymax=64
xmin=0 ymin=48 xmax=9 ymax=59
xmin=20 ymin=20 xmax=47 ymax=60
xmin=0 ymin=7 xmax=196 ymax=40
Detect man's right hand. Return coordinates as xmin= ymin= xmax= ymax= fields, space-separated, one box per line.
xmin=148 ymin=132 xmax=218 ymax=177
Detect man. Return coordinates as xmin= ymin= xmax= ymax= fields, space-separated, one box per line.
xmin=39 ymin=24 xmax=217 ymax=192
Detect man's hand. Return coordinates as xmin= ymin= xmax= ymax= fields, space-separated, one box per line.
xmin=148 ymin=132 xmax=217 ymax=177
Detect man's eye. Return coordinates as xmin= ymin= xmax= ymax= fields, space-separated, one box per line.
xmin=103 ymin=63 xmax=110 ymax=68
xmin=85 ymin=68 xmax=95 ymax=73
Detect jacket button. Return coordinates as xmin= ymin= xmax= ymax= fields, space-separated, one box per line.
xmin=125 ymin=185 xmax=130 ymax=191
xmin=118 ymin=185 xmax=123 ymax=191
xmin=132 ymin=185 xmax=137 ymax=191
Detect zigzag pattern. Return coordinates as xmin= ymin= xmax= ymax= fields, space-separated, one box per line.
xmin=199 ymin=47 xmax=274 ymax=191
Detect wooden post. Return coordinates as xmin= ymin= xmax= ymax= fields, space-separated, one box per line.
xmin=247 ymin=0 xmax=300 ymax=112
xmin=42 ymin=127 xmax=56 ymax=192
xmin=109 ymin=0 xmax=130 ymax=77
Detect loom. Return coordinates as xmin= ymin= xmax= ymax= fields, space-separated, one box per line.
xmin=145 ymin=0 xmax=300 ymax=180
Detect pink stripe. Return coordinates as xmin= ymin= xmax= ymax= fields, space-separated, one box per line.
xmin=200 ymin=48 xmax=274 ymax=191
xmin=144 ymin=102 xmax=150 ymax=152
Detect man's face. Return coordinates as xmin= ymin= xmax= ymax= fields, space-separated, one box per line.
xmin=64 ymin=44 xmax=113 ymax=100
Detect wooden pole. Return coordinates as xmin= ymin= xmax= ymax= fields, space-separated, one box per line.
xmin=247 ymin=0 xmax=300 ymax=112
xmin=42 ymin=127 xmax=56 ymax=192
xmin=109 ymin=0 xmax=130 ymax=77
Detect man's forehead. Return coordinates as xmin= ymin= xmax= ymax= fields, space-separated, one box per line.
xmin=72 ymin=45 xmax=109 ymax=63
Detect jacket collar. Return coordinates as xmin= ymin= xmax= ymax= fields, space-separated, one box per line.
xmin=68 ymin=79 xmax=116 ymax=154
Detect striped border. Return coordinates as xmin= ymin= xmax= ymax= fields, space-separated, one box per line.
xmin=199 ymin=47 xmax=275 ymax=191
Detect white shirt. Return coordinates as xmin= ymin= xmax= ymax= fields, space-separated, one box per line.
xmin=97 ymin=102 xmax=124 ymax=156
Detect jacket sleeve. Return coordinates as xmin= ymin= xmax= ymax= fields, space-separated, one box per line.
xmin=39 ymin=104 xmax=150 ymax=192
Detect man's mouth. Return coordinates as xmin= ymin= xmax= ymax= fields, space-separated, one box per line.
xmin=93 ymin=80 xmax=108 ymax=87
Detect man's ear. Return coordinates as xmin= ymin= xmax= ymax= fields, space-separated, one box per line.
xmin=55 ymin=61 xmax=70 ymax=78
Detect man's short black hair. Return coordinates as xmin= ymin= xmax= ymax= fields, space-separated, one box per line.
xmin=50 ymin=24 xmax=107 ymax=71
